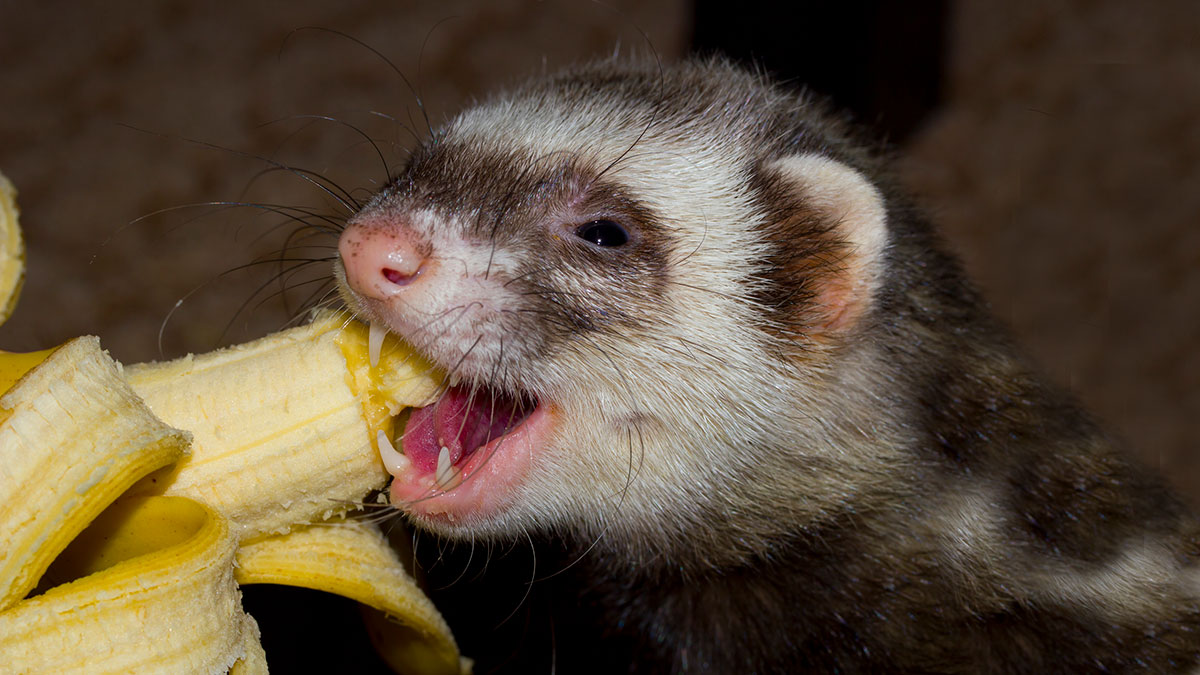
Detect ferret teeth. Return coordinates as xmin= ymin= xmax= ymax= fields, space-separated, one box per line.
xmin=436 ymin=446 xmax=450 ymax=476
xmin=376 ymin=429 xmax=410 ymax=475
xmin=448 ymin=372 xmax=462 ymax=387
xmin=434 ymin=446 xmax=461 ymax=490
xmin=368 ymin=321 xmax=386 ymax=368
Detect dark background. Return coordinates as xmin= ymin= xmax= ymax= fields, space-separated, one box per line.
xmin=1 ymin=1 xmax=1196 ymax=671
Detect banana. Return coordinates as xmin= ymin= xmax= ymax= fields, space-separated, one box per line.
xmin=235 ymin=519 xmax=466 ymax=675
xmin=0 ymin=170 xmax=466 ymax=674
xmin=0 ymin=337 xmax=190 ymax=610
xmin=0 ymin=496 xmax=253 ymax=674
xmin=0 ymin=173 xmax=24 ymax=324
xmin=124 ymin=310 xmax=440 ymax=541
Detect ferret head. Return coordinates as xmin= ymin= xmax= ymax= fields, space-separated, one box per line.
xmin=337 ymin=59 xmax=907 ymax=569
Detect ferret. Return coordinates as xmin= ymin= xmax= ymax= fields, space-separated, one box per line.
xmin=335 ymin=58 xmax=1200 ymax=673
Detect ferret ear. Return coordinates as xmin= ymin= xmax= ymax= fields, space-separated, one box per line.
xmin=759 ymin=154 xmax=889 ymax=338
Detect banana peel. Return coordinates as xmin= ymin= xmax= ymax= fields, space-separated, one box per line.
xmin=0 ymin=337 xmax=189 ymax=611
xmin=0 ymin=170 xmax=467 ymax=674
xmin=235 ymin=519 xmax=460 ymax=675
xmin=1 ymin=496 xmax=248 ymax=673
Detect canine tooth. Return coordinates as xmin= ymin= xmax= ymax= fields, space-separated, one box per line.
xmin=434 ymin=446 xmax=461 ymax=489
xmin=376 ymin=429 xmax=411 ymax=475
xmin=368 ymin=321 xmax=386 ymax=368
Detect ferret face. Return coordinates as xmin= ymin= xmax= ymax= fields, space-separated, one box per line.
xmin=337 ymin=60 xmax=902 ymax=563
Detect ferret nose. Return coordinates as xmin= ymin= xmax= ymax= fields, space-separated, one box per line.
xmin=338 ymin=220 xmax=429 ymax=300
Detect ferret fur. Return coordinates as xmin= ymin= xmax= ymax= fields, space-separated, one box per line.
xmin=337 ymin=57 xmax=1200 ymax=673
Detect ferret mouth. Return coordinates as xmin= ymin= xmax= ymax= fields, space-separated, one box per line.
xmin=381 ymin=380 xmax=551 ymax=521
xmin=403 ymin=384 xmax=536 ymax=478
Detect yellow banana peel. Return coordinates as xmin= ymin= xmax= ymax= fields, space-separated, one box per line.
xmin=236 ymin=519 xmax=464 ymax=674
xmin=0 ymin=170 xmax=467 ymax=674
xmin=1 ymin=496 xmax=249 ymax=673
xmin=0 ymin=337 xmax=190 ymax=611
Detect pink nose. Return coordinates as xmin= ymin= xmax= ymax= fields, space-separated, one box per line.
xmin=338 ymin=219 xmax=429 ymax=300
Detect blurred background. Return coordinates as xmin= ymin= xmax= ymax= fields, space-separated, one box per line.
xmin=0 ymin=0 xmax=1196 ymax=667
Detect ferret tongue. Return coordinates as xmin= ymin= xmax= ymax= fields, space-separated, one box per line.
xmin=401 ymin=385 xmax=523 ymax=474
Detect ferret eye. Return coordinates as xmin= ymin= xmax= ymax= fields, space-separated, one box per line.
xmin=575 ymin=220 xmax=629 ymax=247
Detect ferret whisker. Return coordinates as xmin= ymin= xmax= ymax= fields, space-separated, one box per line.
xmin=476 ymin=538 xmax=497 ymax=582
xmin=672 ymin=212 xmax=711 ymax=269
xmin=283 ymin=26 xmax=435 ymax=143
xmin=361 ymin=109 xmax=423 ymax=157
xmin=237 ymin=163 xmax=361 ymax=214
xmin=216 ymin=259 xmax=334 ymax=344
xmin=452 ymin=383 xmax=482 ymax=457
xmin=156 ymin=281 xmax=210 ymax=358
xmin=155 ymin=255 xmax=325 ymax=355
xmin=408 ymin=528 xmax=421 ymax=577
xmin=264 ymin=266 xmax=334 ymax=298
xmin=272 ymin=224 xmax=338 ymax=316
xmin=267 ymin=113 xmax=393 ymax=184
xmin=234 ymin=201 xmax=346 ymax=238
xmin=121 ymin=201 xmax=250 ymax=238
xmin=473 ymin=185 xmax=502 ymax=279
xmin=397 ymin=302 xmax=468 ymax=338
xmin=290 ymin=282 xmax=342 ymax=322
xmin=331 ymin=495 xmax=393 ymax=516
xmin=258 ymin=277 xmax=338 ymax=323
xmin=128 ymin=123 xmax=362 ymax=214
xmin=493 ymin=528 xmax=539 ymax=630
xmin=441 ymin=332 xmax=484 ymax=398
xmin=433 ymin=537 xmax=478 ymax=592
xmin=415 ymin=13 xmax=462 ymax=138
xmin=132 ymin=198 xmax=346 ymax=252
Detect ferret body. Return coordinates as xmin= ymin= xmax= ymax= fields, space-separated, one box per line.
xmin=336 ymin=58 xmax=1200 ymax=672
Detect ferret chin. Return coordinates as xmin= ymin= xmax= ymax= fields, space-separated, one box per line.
xmin=336 ymin=57 xmax=1200 ymax=673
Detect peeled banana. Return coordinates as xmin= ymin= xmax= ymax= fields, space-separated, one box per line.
xmin=0 ymin=171 xmax=466 ymax=674
xmin=124 ymin=310 xmax=440 ymax=541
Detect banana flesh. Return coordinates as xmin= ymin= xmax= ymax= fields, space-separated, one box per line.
xmin=0 ymin=169 xmax=466 ymax=674
xmin=124 ymin=311 xmax=439 ymax=541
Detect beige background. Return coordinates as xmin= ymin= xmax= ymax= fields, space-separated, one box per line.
xmin=0 ymin=0 xmax=1195 ymax=498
